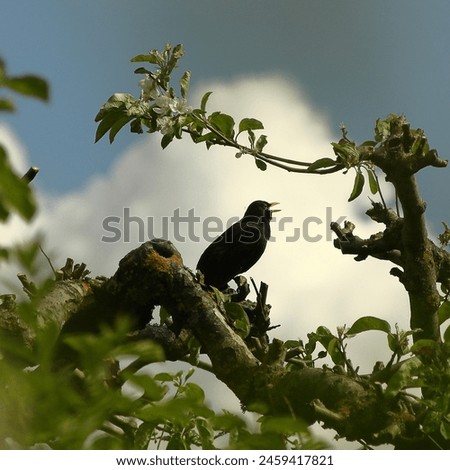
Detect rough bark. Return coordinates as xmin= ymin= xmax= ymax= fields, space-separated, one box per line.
xmin=0 ymin=239 xmax=436 ymax=447
xmin=333 ymin=117 xmax=448 ymax=341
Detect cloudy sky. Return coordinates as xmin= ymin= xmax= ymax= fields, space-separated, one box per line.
xmin=1 ymin=1 xmax=449 ymax=447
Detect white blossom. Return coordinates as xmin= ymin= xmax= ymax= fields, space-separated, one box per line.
xmin=154 ymin=95 xmax=192 ymax=116
xmin=153 ymin=94 xmax=176 ymax=115
xmin=156 ymin=116 xmax=174 ymax=135
xmin=139 ymin=75 xmax=158 ymax=101
xmin=173 ymin=98 xmax=192 ymax=115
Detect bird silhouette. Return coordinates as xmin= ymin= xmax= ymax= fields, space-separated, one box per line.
xmin=197 ymin=200 xmax=280 ymax=290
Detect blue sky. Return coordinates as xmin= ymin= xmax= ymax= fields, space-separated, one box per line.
xmin=1 ymin=1 xmax=449 ymax=226
xmin=2 ymin=0 xmax=449 ymax=448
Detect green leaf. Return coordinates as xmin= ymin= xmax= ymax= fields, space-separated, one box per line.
xmin=411 ymin=135 xmax=423 ymax=155
xmin=2 ymin=75 xmax=49 ymax=101
xmin=348 ymin=171 xmax=365 ymax=202
xmin=254 ymin=134 xmax=268 ymax=153
xmin=193 ymin=131 xmax=216 ymax=144
xmin=208 ymin=112 xmax=235 ymax=139
xmin=154 ymin=372 xmax=175 ymax=382
xmin=347 ymin=316 xmax=391 ymax=335
xmin=385 ymin=357 xmax=421 ymax=398
xmin=180 ymin=71 xmax=191 ymax=98
xmin=307 ymin=157 xmax=337 ymax=172
xmin=284 ymin=339 xmax=302 ymax=349
xmin=185 ymin=367 xmax=195 ymax=381
xmin=247 ymin=129 xmax=256 ymax=147
xmin=238 ymin=118 xmax=264 ymax=134
xmin=260 ymin=416 xmax=308 ymax=434
xmin=212 ymin=412 xmax=246 ymax=432
xmin=126 ymin=374 xmax=166 ymax=401
xmin=95 ymin=110 xmax=129 ymax=143
xmin=115 ymin=340 xmax=164 ymax=363
xmin=183 ymin=382 xmax=205 ymax=403
xmin=224 ymin=301 xmax=248 ymax=320
xmin=437 ymin=301 xmax=450 ymax=325
xmin=188 ymin=337 xmax=201 ymax=365
xmin=0 ymin=145 xmax=36 ymax=220
xmin=316 ymin=325 xmax=333 ymax=337
xmin=440 ymin=420 xmax=450 ymax=440
xmin=326 ymin=337 xmax=345 ymax=365
xmin=161 ymin=133 xmax=174 ymax=149
xmin=410 ymin=339 xmax=440 ymax=356
xmin=255 ymin=158 xmax=267 ymax=171
xmin=387 ymin=331 xmax=410 ymax=354
xmin=167 ymin=434 xmax=187 ymax=450
xmin=225 ymin=302 xmax=250 ymax=338
xmin=95 ymin=93 xmax=135 ymax=122
xmin=361 ymin=140 xmax=377 ymax=147
xmin=0 ymin=98 xmax=15 ymax=112
xmin=200 ymin=91 xmax=213 ymax=112
xmin=94 ymin=94 xmax=139 ymax=142
xmin=367 ymin=168 xmax=379 ymax=194
xmin=134 ymin=422 xmax=158 ymax=450
xmin=444 ymin=324 xmax=450 ymax=344
xmin=133 ymin=67 xmax=152 ymax=75
xmin=374 ymin=117 xmax=392 ymax=142
xmin=109 ymin=115 xmax=134 ymax=143
xmin=313 ymin=326 xmax=344 ymax=364
xmin=130 ymin=118 xmax=143 ymax=135
xmin=0 ymin=246 xmax=9 ymax=260
xmin=131 ymin=53 xmax=160 ymax=64
xmin=196 ymin=417 xmax=215 ymax=449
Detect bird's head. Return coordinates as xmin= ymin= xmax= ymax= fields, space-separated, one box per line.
xmin=245 ymin=200 xmax=280 ymax=220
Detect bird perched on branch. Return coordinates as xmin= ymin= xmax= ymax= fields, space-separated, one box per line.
xmin=197 ymin=200 xmax=280 ymax=290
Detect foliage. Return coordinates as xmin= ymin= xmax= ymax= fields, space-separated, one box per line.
xmin=94 ymin=44 xmax=440 ymax=206
xmin=284 ymin=312 xmax=450 ymax=446
xmin=0 ymin=291 xmax=324 ymax=449
xmin=96 ymin=44 xmax=322 ymax=174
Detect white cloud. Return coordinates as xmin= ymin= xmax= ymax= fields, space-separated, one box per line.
xmin=4 ymin=73 xmax=410 ymax=361
xmin=1 ymin=76 xmax=410 ymax=446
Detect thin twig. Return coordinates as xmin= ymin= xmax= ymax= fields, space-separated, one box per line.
xmin=21 ymin=166 xmax=40 ymax=184
xmin=39 ymin=245 xmax=57 ymax=275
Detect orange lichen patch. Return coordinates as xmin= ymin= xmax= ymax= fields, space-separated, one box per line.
xmin=145 ymin=249 xmax=183 ymax=273
xmin=336 ymin=403 xmax=352 ymax=418
xmin=81 ymin=281 xmax=94 ymax=293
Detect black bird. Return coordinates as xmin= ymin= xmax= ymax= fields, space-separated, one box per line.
xmin=197 ymin=200 xmax=280 ymax=290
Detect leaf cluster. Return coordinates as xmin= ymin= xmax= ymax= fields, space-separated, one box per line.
xmin=0 ymin=301 xmax=324 ymax=449
xmin=95 ymin=44 xmax=270 ymax=171
xmin=284 ymin=308 xmax=450 ymax=446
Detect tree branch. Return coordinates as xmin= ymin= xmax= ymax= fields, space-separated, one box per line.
xmin=0 ymin=239 xmax=442 ymax=446
xmin=333 ymin=116 xmax=448 ymax=341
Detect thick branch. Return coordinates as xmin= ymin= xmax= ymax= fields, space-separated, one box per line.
xmin=0 ymin=240 xmax=437 ymax=446
xmin=331 ymin=218 xmax=450 ymax=292
xmin=392 ymin=175 xmax=440 ymax=339
xmin=336 ymin=117 xmax=447 ymax=341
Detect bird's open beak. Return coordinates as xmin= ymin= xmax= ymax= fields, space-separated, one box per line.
xmin=269 ymin=202 xmax=281 ymax=213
